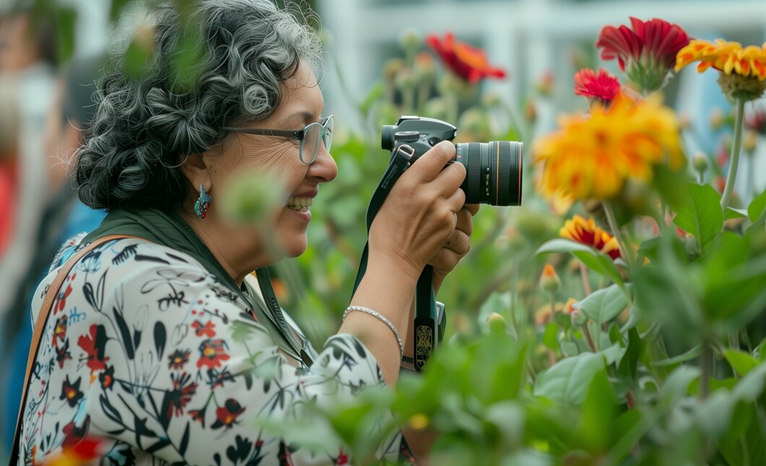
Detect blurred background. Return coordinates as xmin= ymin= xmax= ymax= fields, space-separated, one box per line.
xmin=2 ymin=0 xmax=766 ymax=462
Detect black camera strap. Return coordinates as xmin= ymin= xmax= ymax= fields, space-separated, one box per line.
xmin=351 ymin=145 xmax=443 ymax=372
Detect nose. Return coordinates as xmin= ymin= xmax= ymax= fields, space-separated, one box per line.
xmin=309 ymin=143 xmax=337 ymax=183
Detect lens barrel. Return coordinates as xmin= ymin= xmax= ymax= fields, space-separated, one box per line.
xmin=455 ymin=141 xmax=523 ymax=206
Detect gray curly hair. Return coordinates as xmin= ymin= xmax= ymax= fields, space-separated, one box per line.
xmin=75 ymin=0 xmax=323 ymax=210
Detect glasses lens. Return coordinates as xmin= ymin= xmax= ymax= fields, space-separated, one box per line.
xmin=323 ymin=116 xmax=333 ymax=152
xmin=302 ymin=123 xmax=321 ymax=164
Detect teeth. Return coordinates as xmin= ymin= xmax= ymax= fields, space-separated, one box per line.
xmin=286 ymin=197 xmax=312 ymax=212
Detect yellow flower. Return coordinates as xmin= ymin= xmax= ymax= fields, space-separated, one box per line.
xmin=534 ymin=92 xmax=683 ymax=200
xmin=560 ymin=215 xmax=621 ymax=260
xmin=676 ymin=39 xmax=766 ymax=79
xmin=676 ymin=39 xmax=766 ymax=99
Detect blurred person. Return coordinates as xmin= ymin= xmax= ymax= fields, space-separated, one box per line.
xmin=1 ymin=55 xmax=106 ymax=454
xmin=11 ymin=1 xmax=476 ymax=465
xmin=0 ymin=77 xmax=20 ymax=255
xmin=0 ymin=7 xmax=59 ymax=324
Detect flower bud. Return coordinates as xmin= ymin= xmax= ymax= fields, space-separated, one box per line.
xmin=399 ymin=28 xmax=422 ymax=54
xmin=524 ymin=99 xmax=537 ymax=124
xmin=383 ymin=58 xmax=405 ymax=83
xmin=394 ymin=68 xmax=416 ymax=90
xmin=486 ymin=312 xmax=508 ymax=333
xmin=565 ymin=298 xmax=578 ymax=314
xmin=540 ymin=264 xmax=561 ymax=293
xmin=570 ymin=308 xmax=588 ymax=327
xmin=413 ymin=52 xmax=436 ymax=85
xmin=692 ymin=152 xmax=709 ymax=174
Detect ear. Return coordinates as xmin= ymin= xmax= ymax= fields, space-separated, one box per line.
xmin=178 ymin=152 xmax=213 ymax=197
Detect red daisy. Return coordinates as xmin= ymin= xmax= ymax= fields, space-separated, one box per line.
xmin=189 ymin=408 xmax=206 ymax=427
xmin=596 ymin=17 xmax=690 ymax=93
xmin=574 ymin=68 xmax=621 ymax=104
xmin=426 ymin=31 xmax=506 ymax=83
xmin=197 ymin=339 xmax=230 ymax=369
xmin=168 ymin=349 xmax=191 ymax=370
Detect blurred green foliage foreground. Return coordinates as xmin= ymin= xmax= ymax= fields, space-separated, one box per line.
xmin=11 ymin=1 xmax=766 ymax=464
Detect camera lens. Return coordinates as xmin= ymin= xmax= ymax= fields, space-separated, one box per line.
xmin=455 ymin=141 xmax=523 ymax=206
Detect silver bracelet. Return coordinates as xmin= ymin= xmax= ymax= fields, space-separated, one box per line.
xmin=342 ymin=305 xmax=404 ymax=359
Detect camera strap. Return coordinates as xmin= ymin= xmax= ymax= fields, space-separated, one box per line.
xmin=351 ymin=145 xmax=443 ymax=372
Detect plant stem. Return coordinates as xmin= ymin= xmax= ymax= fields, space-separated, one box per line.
xmin=579 ymin=262 xmax=592 ymax=295
xmin=720 ymin=97 xmax=746 ymax=212
xmin=582 ymin=322 xmax=597 ymax=352
xmin=701 ymin=339 xmax=712 ymax=399
xmin=603 ymin=200 xmax=633 ymax=269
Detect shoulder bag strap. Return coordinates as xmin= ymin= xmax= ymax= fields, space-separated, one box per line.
xmin=9 ymin=234 xmax=135 ymax=465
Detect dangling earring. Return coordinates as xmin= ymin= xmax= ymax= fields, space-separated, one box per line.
xmin=194 ymin=184 xmax=212 ymax=219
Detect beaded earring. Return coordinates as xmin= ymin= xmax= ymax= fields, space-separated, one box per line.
xmin=194 ymin=184 xmax=212 ymax=219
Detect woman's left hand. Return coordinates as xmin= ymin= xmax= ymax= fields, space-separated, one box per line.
xmin=430 ymin=203 xmax=480 ymax=293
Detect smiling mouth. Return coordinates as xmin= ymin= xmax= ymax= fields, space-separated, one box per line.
xmin=286 ymin=197 xmax=312 ymax=212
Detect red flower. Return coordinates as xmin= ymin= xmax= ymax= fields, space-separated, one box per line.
xmin=52 ymin=315 xmax=68 ymax=347
xmin=197 ymin=339 xmax=230 ymax=369
xmin=337 ymin=449 xmax=349 ymax=465
xmin=211 ymin=399 xmax=245 ymax=430
xmin=99 ymin=365 xmax=115 ymax=390
xmin=189 ymin=408 xmax=206 ymax=427
xmin=60 ymin=376 xmax=83 ymax=407
xmin=192 ymin=320 xmax=216 ymax=338
xmin=54 ymin=284 xmax=72 ymax=315
xmin=168 ymin=349 xmax=191 ymax=370
xmin=426 ymin=31 xmax=506 ymax=83
xmin=162 ymin=372 xmax=198 ymax=418
xmin=574 ymin=68 xmax=621 ymax=103
xmin=596 ymin=17 xmax=690 ymax=92
xmin=77 ymin=324 xmax=110 ymax=372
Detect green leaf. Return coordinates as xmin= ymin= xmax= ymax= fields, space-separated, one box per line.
xmin=659 ymin=366 xmax=699 ymax=406
xmin=748 ymin=189 xmax=766 ymax=223
xmin=724 ymin=350 xmax=760 ymax=377
xmin=536 ymin=239 xmax=624 ymax=291
xmin=673 ymin=183 xmax=723 ymax=249
xmin=725 ymin=207 xmax=747 ymax=221
xmin=731 ymin=360 xmax=766 ymax=401
xmin=533 ymin=352 xmax=606 ymax=405
xmin=543 ymin=323 xmax=559 ymax=350
xmin=576 ymin=284 xmax=630 ymax=325
xmin=758 ymin=338 xmax=766 ymax=362
xmin=617 ymin=328 xmax=643 ymax=382
xmin=651 ymin=345 xmax=701 ymax=367
xmin=578 ymin=369 xmax=617 ymax=453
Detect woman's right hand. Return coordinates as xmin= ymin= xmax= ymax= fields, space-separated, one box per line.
xmin=368 ymin=141 xmax=467 ymax=283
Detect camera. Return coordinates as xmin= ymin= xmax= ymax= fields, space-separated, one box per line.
xmin=382 ymin=115 xmax=523 ymax=206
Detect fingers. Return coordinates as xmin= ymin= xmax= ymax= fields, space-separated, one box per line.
xmin=409 ymin=141 xmax=460 ymax=183
xmin=464 ymin=204 xmax=480 ymax=216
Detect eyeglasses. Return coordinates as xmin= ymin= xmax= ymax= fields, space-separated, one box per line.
xmin=223 ymin=115 xmax=334 ymax=165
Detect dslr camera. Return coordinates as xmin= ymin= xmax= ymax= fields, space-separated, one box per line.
xmin=382 ymin=115 xmax=523 ymax=206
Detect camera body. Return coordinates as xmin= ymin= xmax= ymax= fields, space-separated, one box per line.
xmin=382 ymin=115 xmax=523 ymax=206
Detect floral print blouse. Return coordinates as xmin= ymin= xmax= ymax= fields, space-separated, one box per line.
xmin=17 ymin=237 xmax=411 ymax=465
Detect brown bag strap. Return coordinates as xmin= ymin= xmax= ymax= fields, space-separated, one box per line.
xmin=9 ymin=234 xmax=136 ymax=465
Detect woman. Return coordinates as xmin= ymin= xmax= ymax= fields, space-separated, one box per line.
xmin=16 ymin=1 xmax=475 ymax=465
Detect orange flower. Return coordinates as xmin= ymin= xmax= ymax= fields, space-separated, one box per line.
xmin=426 ymin=32 xmax=506 ymax=83
xmin=565 ymin=298 xmax=578 ymax=314
xmin=534 ymin=92 xmax=684 ymax=200
xmin=560 ymin=215 xmax=621 ymax=260
xmin=676 ymin=39 xmax=766 ymax=99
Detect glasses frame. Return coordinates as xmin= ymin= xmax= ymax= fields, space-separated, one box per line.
xmin=223 ymin=115 xmax=334 ymax=165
